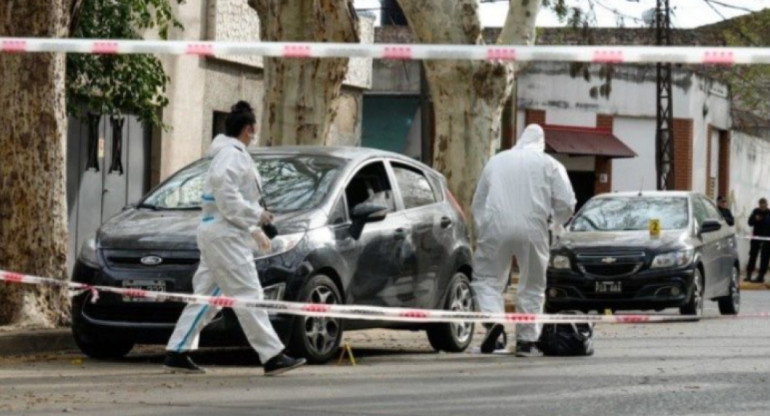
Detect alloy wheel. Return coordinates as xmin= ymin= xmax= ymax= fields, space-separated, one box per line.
xmin=304 ymin=285 xmax=341 ymax=357
xmin=449 ymin=276 xmax=474 ymax=344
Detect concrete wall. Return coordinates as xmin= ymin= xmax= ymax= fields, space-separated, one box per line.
xmin=153 ymin=0 xmax=209 ymax=183
xmin=612 ymin=117 xmax=658 ymax=192
xmin=729 ymin=131 xmax=770 ymax=267
xmin=516 ymin=62 xmax=731 ymax=195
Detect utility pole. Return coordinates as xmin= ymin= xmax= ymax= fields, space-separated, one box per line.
xmin=655 ymin=0 xmax=675 ymax=190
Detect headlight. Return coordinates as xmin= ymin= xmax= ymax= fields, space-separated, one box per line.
xmin=78 ymin=237 xmax=99 ymax=266
xmin=262 ymin=283 xmax=286 ymax=301
xmin=550 ymin=254 xmax=571 ymax=270
xmin=255 ymin=232 xmax=304 ymax=260
xmin=651 ymin=249 xmax=694 ymax=269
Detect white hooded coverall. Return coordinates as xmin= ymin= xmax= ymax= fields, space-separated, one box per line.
xmin=166 ymin=134 xmax=284 ymax=363
xmin=471 ymin=124 xmax=576 ymax=342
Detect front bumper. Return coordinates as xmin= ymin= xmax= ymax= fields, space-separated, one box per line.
xmin=70 ymin=255 xmax=308 ymax=346
xmin=546 ymin=267 xmax=695 ymax=312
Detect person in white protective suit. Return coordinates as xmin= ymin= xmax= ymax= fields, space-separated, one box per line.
xmin=471 ymin=124 xmax=576 ymax=357
xmin=164 ymin=101 xmax=306 ymax=375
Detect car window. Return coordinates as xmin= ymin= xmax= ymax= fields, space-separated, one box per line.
xmin=571 ymin=196 xmax=689 ymax=232
xmin=142 ymin=160 xmax=209 ymax=209
xmin=391 ymin=163 xmax=437 ymax=210
xmin=692 ymin=197 xmax=708 ymax=225
xmin=329 ymin=195 xmax=348 ymax=225
xmin=141 ymin=155 xmax=344 ymax=212
xmin=344 ymin=161 xmax=396 ymax=215
xmin=701 ymin=197 xmax=723 ymax=222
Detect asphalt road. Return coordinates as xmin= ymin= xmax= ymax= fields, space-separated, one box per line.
xmin=2 ymin=292 xmax=770 ymax=416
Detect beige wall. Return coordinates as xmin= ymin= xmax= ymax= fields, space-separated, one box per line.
xmin=152 ymin=0 xmax=373 ymax=184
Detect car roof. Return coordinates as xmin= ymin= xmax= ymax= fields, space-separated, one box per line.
xmin=594 ymin=191 xmax=696 ymax=199
xmin=249 ymin=146 xmax=442 ymax=177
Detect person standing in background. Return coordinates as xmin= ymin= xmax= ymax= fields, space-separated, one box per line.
xmin=747 ymin=198 xmax=770 ymax=283
xmin=717 ymin=196 xmax=734 ymax=226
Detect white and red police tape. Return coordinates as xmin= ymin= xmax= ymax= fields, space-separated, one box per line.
xmin=0 ymin=269 xmax=766 ymax=325
xmin=0 ymin=37 xmax=768 ymax=65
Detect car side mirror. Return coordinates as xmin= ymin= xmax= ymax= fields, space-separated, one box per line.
xmin=700 ymin=219 xmax=722 ymax=234
xmin=349 ymin=203 xmax=388 ymax=240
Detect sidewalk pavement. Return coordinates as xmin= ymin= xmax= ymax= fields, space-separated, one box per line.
xmin=0 ymin=329 xmax=75 ymax=356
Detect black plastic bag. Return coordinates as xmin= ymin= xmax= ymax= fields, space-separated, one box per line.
xmin=538 ymin=319 xmax=595 ymax=357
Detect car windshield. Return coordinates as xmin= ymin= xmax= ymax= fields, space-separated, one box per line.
xmin=570 ymin=196 xmax=690 ymax=232
xmin=141 ymin=154 xmax=345 ymax=213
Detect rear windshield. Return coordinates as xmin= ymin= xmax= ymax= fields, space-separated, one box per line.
xmin=141 ymin=155 xmax=345 ymax=213
xmin=570 ymin=196 xmax=690 ymax=232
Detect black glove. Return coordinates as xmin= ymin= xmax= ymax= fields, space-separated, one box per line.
xmin=261 ymin=223 xmax=278 ymax=239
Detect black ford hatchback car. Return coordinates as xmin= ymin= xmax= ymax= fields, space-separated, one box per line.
xmin=546 ymin=191 xmax=740 ymax=317
xmin=72 ymin=147 xmax=474 ymax=363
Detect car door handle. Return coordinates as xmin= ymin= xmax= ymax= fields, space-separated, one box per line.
xmin=394 ymin=228 xmax=407 ymax=240
xmin=440 ymin=217 xmax=452 ymax=228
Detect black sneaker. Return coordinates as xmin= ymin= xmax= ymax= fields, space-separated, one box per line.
xmin=515 ymin=341 xmax=543 ymax=358
xmin=480 ymin=324 xmax=506 ymax=354
xmin=164 ymin=352 xmax=205 ymax=374
xmin=264 ymin=354 xmax=306 ymax=376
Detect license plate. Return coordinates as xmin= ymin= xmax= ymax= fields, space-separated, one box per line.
xmin=595 ymin=281 xmax=622 ymax=294
xmin=121 ymin=279 xmax=166 ymax=302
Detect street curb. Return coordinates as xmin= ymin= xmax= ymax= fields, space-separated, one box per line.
xmin=0 ymin=329 xmax=76 ymax=356
xmin=740 ymin=281 xmax=770 ymax=291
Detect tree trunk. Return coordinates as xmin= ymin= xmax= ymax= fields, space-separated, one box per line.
xmin=249 ymin=0 xmax=359 ymax=146
xmin=397 ymin=0 xmax=542 ymax=225
xmin=0 ymin=1 xmax=73 ymax=327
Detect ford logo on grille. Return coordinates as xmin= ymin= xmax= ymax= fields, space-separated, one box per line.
xmin=140 ymin=256 xmax=163 ymax=266
xmin=601 ymin=257 xmax=617 ymax=264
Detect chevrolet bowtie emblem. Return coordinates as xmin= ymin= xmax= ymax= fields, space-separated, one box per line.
xmin=601 ymin=257 xmax=617 ymax=264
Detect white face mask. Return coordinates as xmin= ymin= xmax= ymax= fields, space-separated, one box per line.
xmin=249 ymin=132 xmax=258 ymax=147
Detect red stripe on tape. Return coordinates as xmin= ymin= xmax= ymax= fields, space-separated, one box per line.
xmin=506 ymin=314 xmax=536 ymax=323
xmin=303 ymin=304 xmax=331 ymax=313
xmin=400 ymin=310 xmax=429 ymax=319
xmin=283 ymin=45 xmax=312 ymax=58
xmin=123 ymin=289 xmax=148 ymax=298
xmin=616 ymin=315 xmax=651 ymax=324
xmin=486 ymin=47 xmax=516 ymax=61
xmin=593 ymin=50 xmax=624 ymax=63
xmin=185 ymin=43 xmax=214 ymax=56
xmin=92 ymin=41 xmax=119 ymax=54
xmin=703 ymin=51 xmax=734 ymax=65
xmin=209 ymin=296 xmax=236 ymax=308
xmin=383 ymin=46 xmax=412 ymax=60
xmin=1 ymin=271 xmax=25 ymax=283
xmin=2 ymin=40 xmax=27 ymax=53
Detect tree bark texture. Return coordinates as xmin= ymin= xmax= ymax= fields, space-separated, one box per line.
xmin=249 ymin=0 xmax=359 ymax=146
xmin=0 ymin=1 xmax=73 ymax=326
xmin=396 ymin=0 xmax=542 ymax=230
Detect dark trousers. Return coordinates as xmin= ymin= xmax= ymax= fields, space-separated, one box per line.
xmin=747 ymin=240 xmax=770 ymax=280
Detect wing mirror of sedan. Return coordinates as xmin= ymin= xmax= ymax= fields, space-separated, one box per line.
xmin=349 ymin=203 xmax=389 ymax=240
xmin=700 ymin=219 xmax=722 ymax=234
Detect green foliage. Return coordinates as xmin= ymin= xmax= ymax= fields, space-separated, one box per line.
xmin=712 ymin=10 xmax=770 ymax=116
xmin=67 ymin=0 xmax=184 ymax=126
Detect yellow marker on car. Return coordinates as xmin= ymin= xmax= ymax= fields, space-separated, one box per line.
xmin=649 ymin=218 xmax=661 ymax=238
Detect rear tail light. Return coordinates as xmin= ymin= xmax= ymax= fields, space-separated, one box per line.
xmin=447 ymin=190 xmax=467 ymax=223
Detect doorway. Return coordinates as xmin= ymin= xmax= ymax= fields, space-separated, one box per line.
xmin=66 ymin=114 xmax=151 ymax=274
xmin=568 ymin=171 xmax=596 ymax=212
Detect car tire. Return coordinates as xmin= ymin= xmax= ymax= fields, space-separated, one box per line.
xmin=718 ymin=266 xmax=740 ymax=315
xmin=426 ymin=272 xmax=475 ymax=353
xmin=72 ymin=326 xmax=134 ymax=360
xmin=289 ymin=274 xmax=343 ymax=364
xmin=680 ymin=267 xmax=704 ymax=318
